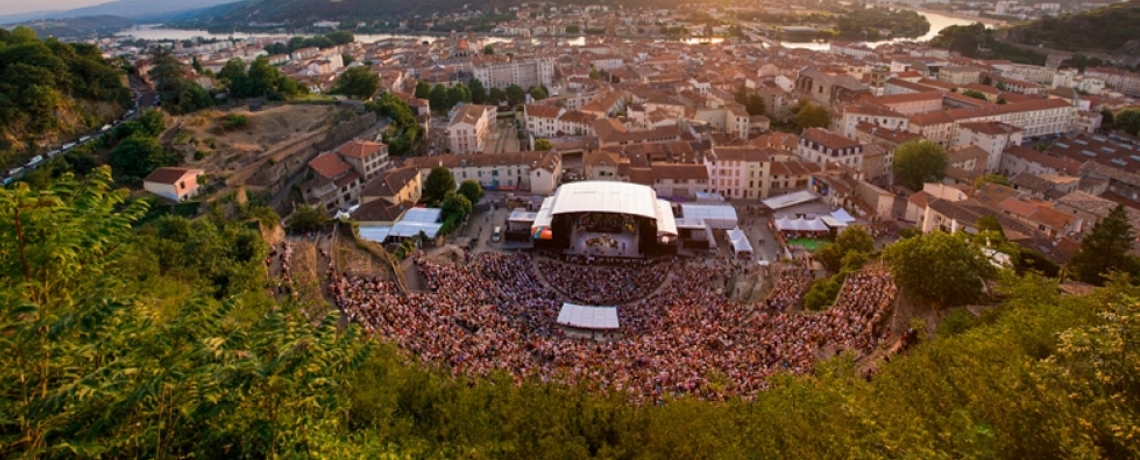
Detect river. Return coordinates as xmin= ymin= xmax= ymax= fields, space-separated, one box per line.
xmin=778 ymin=10 xmax=993 ymax=51
xmin=117 ymin=9 xmax=982 ymax=50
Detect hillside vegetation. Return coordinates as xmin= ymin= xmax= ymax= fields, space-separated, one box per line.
xmin=1003 ymin=0 xmax=1140 ymax=54
xmin=4 ymin=166 xmax=1140 ymax=457
xmin=0 ymin=27 xmax=132 ymax=169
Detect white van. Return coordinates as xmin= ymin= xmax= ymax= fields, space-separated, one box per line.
xmin=491 ymin=226 xmax=503 ymax=243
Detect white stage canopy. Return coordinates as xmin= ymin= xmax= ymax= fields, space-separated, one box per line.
xmin=358 ymin=226 xmax=392 ymax=244
xmin=549 ymin=181 xmax=660 ymax=220
xmin=556 ymin=303 xmax=620 ymax=330
xmin=679 ymin=203 xmax=738 ymax=230
xmin=387 ymin=207 xmax=443 ymax=240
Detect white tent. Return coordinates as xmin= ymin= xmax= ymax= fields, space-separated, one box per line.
xmin=727 ymin=227 xmax=753 ymax=257
xmin=680 ymin=203 xmax=738 ymax=230
xmin=830 ymin=208 xmax=856 ymax=223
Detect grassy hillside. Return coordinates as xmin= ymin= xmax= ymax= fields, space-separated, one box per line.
xmin=0 ymin=27 xmax=132 ymax=169
xmin=15 ymin=15 xmax=134 ymax=38
xmin=1003 ymin=0 xmax=1140 ymax=54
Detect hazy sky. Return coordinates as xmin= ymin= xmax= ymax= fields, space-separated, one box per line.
xmin=0 ymin=0 xmax=110 ymax=16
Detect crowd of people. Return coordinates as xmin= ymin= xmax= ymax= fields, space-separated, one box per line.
xmin=763 ymin=265 xmax=814 ymax=311
xmin=330 ymin=252 xmax=897 ymax=402
xmin=535 ymin=258 xmax=670 ymax=305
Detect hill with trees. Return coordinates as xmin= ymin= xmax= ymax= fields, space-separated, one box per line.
xmin=5 ymin=162 xmax=1140 ymax=457
xmin=1002 ymin=0 xmax=1140 ymax=56
xmin=0 ymin=27 xmax=133 ymax=170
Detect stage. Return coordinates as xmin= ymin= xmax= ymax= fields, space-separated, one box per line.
xmin=566 ymin=228 xmax=641 ymax=258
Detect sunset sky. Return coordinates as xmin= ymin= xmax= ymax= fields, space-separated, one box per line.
xmin=2 ymin=0 xmax=117 ymax=16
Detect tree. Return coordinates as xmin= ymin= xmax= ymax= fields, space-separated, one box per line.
xmin=1069 ymin=204 xmax=1139 ymax=286
xmin=342 ymin=53 xmax=356 ymax=66
xmin=488 ymin=87 xmax=505 ymax=104
xmin=974 ymin=173 xmax=1012 ymax=189
xmin=483 ymin=44 xmax=495 ymax=55
xmin=414 ymin=81 xmax=432 ymax=99
xmin=734 ymin=86 xmax=766 ymax=116
xmin=816 ymin=225 xmax=875 ymax=273
xmin=1115 ymin=108 xmax=1140 ymax=136
xmin=429 ymin=83 xmax=449 ymax=113
xmin=109 ymin=134 xmax=174 ymax=181
xmin=327 ymin=30 xmax=355 ymax=45
xmin=331 ymin=66 xmax=379 ymax=100
xmin=457 ymin=180 xmax=484 ymax=205
xmin=441 ymin=190 xmax=473 ymax=220
xmin=961 ymin=89 xmax=988 ymax=100
xmin=505 ymin=84 xmax=526 ymax=107
xmin=534 ymin=138 xmax=553 ymax=151
xmin=422 ymin=166 xmax=456 ymax=206
xmin=288 ymin=204 xmax=330 ymax=233
xmin=803 ymin=277 xmax=841 ymax=311
xmin=529 ymin=85 xmax=548 ymax=100
xmin=883 ymin=230 xmax=995 ymax=308
xmin=892 ymin=140 xmax=949 ymax=191
xmin=469 ymin=78 xmax=488 ymax=104
xmin=975 ymin=214 xmax=1005 ymax=237
xmin=794 ymin=104 xmax=830 ymax=131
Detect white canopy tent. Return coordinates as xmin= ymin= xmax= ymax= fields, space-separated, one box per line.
xmin=830 ymin=208 xmax=856 ymax=223
xmin=727 ymin=227 xmax=753 ymax=257
xmin=774 ymin=216 xmax=829 ymax=233
xmin=679 ymin=203 xmax=738 ymax=230
xmin=556 ymin=303 xmax=620 ymax=330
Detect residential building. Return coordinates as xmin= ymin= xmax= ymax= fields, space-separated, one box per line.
xmin=404 ymin=151 xmax=561 ymax=193
xmin=472 ymin=58 xmax=555 ymax=90
xmin=359 ymin=166 xmax=422 ymax=206
xmin=447 ymin=104 xmax=497 ymax=154
xmin=954 ymin=121 xmax=1023 ymax=173
xmin=798 ymin=128 xmax=864 ymax=170
xmin=143 ymin=167 xmax=205 ymax=202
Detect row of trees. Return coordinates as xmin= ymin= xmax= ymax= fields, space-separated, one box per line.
xmin=263 ymin=31 xmax=355 ymax=55
xmin=364 ymin=93 xmax=423 ymax=156
xmin=150 ymin=48 xmax=214 ymax=115
xmin=414 ymin=79 xmax=542 ymax=114
xmin=218 ymin=57 xmax=309 ymax=100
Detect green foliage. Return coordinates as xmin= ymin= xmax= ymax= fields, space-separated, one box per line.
xmin=528 ymin=85 xmax=549 ymax=100
xmin=150 ymin=48 xmax=213 ymax=115
xmin=835 ymin=6 xmax=929 ymax=39
xmin=422 ymin=166 xmax=456 ymax=206
xmin=803 ymin=276 xmax=841 ymax=311
xmin=1069 ymin=204 xmax=1139 ymax=286
xmin=288 ymin=204 xmax=330 ymax=233
xmin=505 ymin=84 xmax=526 ymax=107
xmin=1115 ymin=108 xmax=1140 ymax=137
xmin=815 ymin=225 xmax=874 ymax=273
xmin=413 ymin=81 xmax=431 ymax=99
xmin=264 ymin=32 xmax=352 ymax=55
xmin=488 ymin=87 xmax=505 ymax=104
xmin=441 ymin=190 xmax=472 ymax=223
xmin=893 ymin=140 xmax=949 ymax=191
xmin=457 ymin=179 xmax=484 ymax=205
xmin=221 ymin=113 xmax=249 ymax=130
xmin=483 ymin=44 xmax=495 ymax=55
xmin=976 ymin=214 xmax=1005 ymax=236
xmin=331 ymin=66 xmax=380 ymax=100
xmin=109 ymin=134 xmax=178 ymax=183
xmin=219 ymin=57 xmax=307 ymax=100
xmin=929 ymin=22 xmax=1047 ymax=65
xmin=794 ymin=103 xmax=830 ymax=131
xmin=937 ymin=307 xmax=979 ymax=337
xmin=884 ymin=230 xmax=996 ymax=308
xmin=1005 ymin=1 xmax=1140 ymax=54
xmin=468 ymin=78 xmax=487 ymax=104
xmin=734 ymin=85 xmax=767 ymax=116
xmin=974 ymin=173 xmax=1012 ymax=189
xmin=365 ymin=92 xmax=422 ymax=156
xmin=0 ymin=28 xmax=132 ymax=167
xmin=961 ymin=89 xmax=988 ymax=100
xmin=534 ymin=138 xmax=553 ymax=151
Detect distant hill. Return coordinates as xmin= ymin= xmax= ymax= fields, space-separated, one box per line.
xmin=1002 ymin=0 xmax=1140 ymax=55
xmin=0 ymin=0 xmax=243 ymax=24
xmin=12 ymin=15 xmax=134 ymax=38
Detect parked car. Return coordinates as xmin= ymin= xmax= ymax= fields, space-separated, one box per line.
xmin=79 ymin=136 xmax=91 ymax=143
xmin=27 ymin=155 xmax=44 ymax=167
xmin=62 ymin=142 xmax=77 ymax=150
xmin=8 ymin=166 xmax=24 ymax=176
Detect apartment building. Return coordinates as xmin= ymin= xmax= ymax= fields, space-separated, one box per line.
xmin=472 ymin=58 xmax=555 ymax=90
xmin=798 ymin=128 xmax=865 ymax=170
